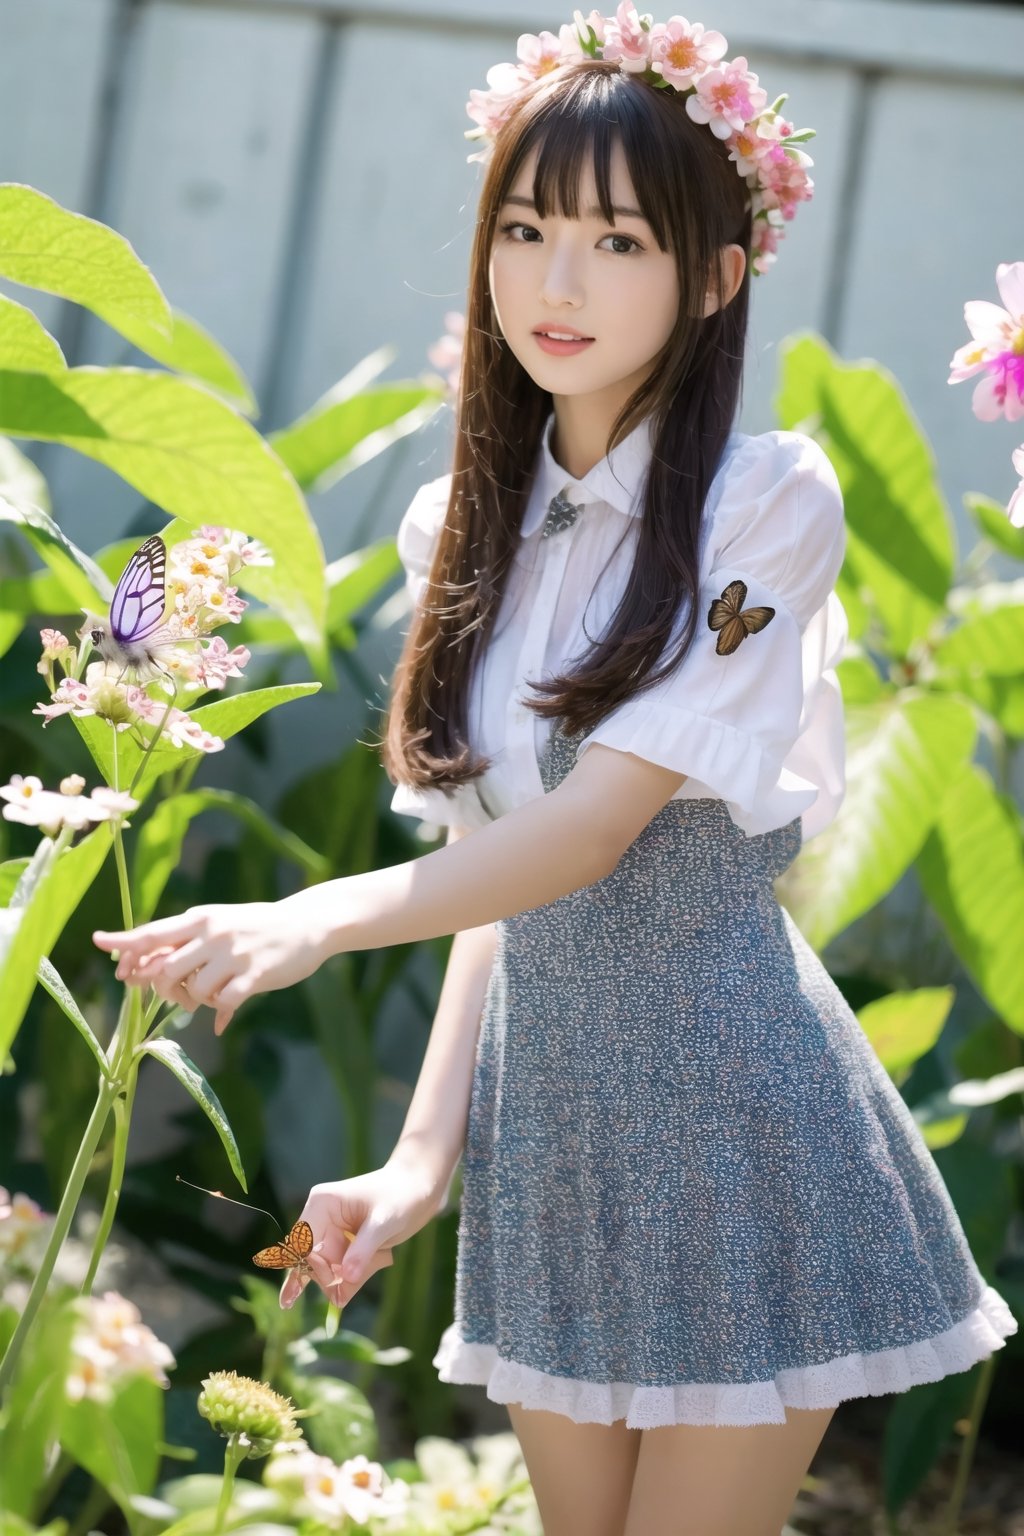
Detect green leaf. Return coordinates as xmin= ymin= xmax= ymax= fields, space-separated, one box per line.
xmin=0 ymin=1293 xmax=78 ymax=1518
xmin=285 ymin=1372 xmax=376 ymax=1464
xmin=61 ymin=1373 xmax=163 ymax=1515
xmin=930 ymin=669 xmax=1024 ymax=738
xmin=835 ymin=651 xmax=888 ymax=704
xmin=0 ymin=492 xmax=113 ymax=610
xmin=917 ymin=763 xmax=1024 ymax=1031
xmin=71 ymin=682 xmax=321 ymax=802
xmin=0 ymin=368 xmax=326 ymax=665
xmin=270 ymin=378 xmax=444 ymax=495
xmin=0 ymin=434 xmax=51 ymax=508
xmin=776 ymin=693 xmax=977 ymax=950
xmin=132 ymin=787 xmax=328 ymax=924
xmin=0 ymin=294 xmax=66 ymax=373
xmin=776 ymin=333 xmax=955 ymax=653
xmin=36 ymin=954 xmax=111 ymax=1079
xmin=0 ymin=823 xmax=112 ymax=1065
xmin=113 ymin=307 xmax=257 ymax=416
xmin=931 ymin=604 xmax=1024 ymax=678
xmin=0 ymin=183 xmax=171 ymax=337
xmin=855 ymin=986 xmax=955 ymax=1081
xmin=137 ymin=1038 xmax=247 ymax=1191
xmin=965 ymin=492 xmax=1024 ymax=560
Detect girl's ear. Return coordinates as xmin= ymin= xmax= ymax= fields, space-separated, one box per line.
xmin=702 ymin=245 xmax=747 ymax=316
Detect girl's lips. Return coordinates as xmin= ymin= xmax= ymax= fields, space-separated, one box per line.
xmin=533 ymin=333 xmax=595 ymax=356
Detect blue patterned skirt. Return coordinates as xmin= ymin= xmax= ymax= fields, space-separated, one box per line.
xmin=433 ymin=724 xmax=1017 ymax=1427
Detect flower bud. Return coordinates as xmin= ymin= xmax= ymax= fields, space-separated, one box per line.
xmin=197 ymin=1370 xmax=300 ymax=1458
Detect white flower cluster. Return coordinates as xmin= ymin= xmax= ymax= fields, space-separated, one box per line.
xmin=65 ymin=1290 xmax=176 ymax=1404
xmin=264 ymin=1441 xmax=411 ymax=1528
xmin=1 ymin=773 xmax=138 ymax=837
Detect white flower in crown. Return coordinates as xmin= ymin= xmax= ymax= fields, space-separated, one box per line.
xmin=463 ymin=2 xmax=816 ymax=275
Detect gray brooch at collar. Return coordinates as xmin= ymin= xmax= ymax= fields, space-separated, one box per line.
xmin=541 ymin=487 xmax=586 ymax=538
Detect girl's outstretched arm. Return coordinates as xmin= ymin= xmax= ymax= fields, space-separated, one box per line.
xmin=92 ymin=744 xmax=686 ymax=1032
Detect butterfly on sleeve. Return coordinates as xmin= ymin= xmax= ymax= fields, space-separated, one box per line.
xmin=706 ymin=579 xmax=776 ymax=656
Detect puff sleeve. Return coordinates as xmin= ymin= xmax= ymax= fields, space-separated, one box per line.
xmin=389 ymin=474 xmax=493 ymax=832
xmin=574 ymin=430 xmax=848 ymax=838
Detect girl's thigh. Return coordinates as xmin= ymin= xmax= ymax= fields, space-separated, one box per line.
xmin=506 ymin=1401 xmax=642 ymax=1536
xmin=623 ymin=1404 xmax=837 ymax=1536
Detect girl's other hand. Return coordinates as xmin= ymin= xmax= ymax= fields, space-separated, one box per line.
xmin=91 ymin=900 xmax=331 ymax=1036
xmin=280 ymin=1158 xmax=445 ymax=1312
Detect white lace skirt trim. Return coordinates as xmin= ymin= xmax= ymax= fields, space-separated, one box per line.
xmin=432 ymin=1285 xmax=1018 ymax=1428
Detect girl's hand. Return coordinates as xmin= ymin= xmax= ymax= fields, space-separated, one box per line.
xmin=281 ymin=1159 xmax=445 ymax=1312
xmin=91 ymin=900 xmax=331 ymax=1036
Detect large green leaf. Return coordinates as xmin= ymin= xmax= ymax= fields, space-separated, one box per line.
xmin=964 ymin=493 xmax=1024 ymax=561
xmin=116 ymin=308 xmax=256 ymax=416
xmin=61 ymin=1373 xmax=163 ymax=1516
xmin=0 ymin=367 xmax=326 ymax=664
xmin=776 ymin=333 xmax=955 ymax=653
xmin=0 ymin=491 xmax=113 ymax=609
xmin=36 ymin=954 xmax=110 ymax=1080
xmin=271 ymin=379 xmax=444 ymax=494
xmin=0 ymin=294 xmax=65 ymax=373
xmin=0 ymin=183 xmax=171 ymax=336
xmin=137 ymin=1038 xmax=247 ymax=1191
xmin=71 ymin=682 xmax=321 ymax=802
xmin=0 ymin=1294 xmax=77 ymax=1518
xmin=132 ymin=787 xmax=328 ymax=923
xmin=776 ymin=692 xmax=977 ymax=950
xmin=932 ymin=603 xmax=1024 ymax=677
xmin=930 ymin=669 xmax=1024 ymax=738
xmin=855 ymin=986 xmax=954 ymax=1083
xmin=917 ymin=763 xmax=1024 ymax=1032
xmin=0 ymin=822 xmax=113 ymax=1064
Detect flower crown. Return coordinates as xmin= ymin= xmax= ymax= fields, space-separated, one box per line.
xmin=465 ymin=3 xmax=815 ymax=276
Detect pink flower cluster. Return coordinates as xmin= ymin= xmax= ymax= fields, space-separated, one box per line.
xmin=465 ymin=3 xmax=815 ymax=275
xmin=32 ymin=523 xmax=266 ymax=755
xmin=66 ymin=1290 xmax=175 ymax=1404
xmin=949 ymin=261 xmax=1024 ymax=527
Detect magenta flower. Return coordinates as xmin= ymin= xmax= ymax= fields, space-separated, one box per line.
xmin=948 ymin=261 xmax=1024 ymax=423
xmin=686 ymin=55 xmax=768 ymax=139
xmin=648 ymin=16 xmax=727 ymax=90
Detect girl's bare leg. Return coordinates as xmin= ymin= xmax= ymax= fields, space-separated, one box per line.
xmin=506 ymin=1401 xmax=642 ymax=1536
xmin=622 ymin=1404 xmax=837 ymax=1536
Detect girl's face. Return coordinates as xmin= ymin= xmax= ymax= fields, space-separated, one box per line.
xmin=488 ymin=140 xmax=680 ymax=407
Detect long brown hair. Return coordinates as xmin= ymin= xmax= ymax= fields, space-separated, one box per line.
xmin=381 ymin=58 xmax=751 ymax=805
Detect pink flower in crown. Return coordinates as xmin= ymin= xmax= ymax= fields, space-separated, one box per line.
xmin=514 ymin=30 xmax=565 ymax=84
xmin=573 ymin=8 xmax=608 ymax=45
xmin=602 ymin=1 xmax=654 ymax=73
xmin=751 ymin=218 xmax=783 ymax=275
xmin=686 ymin=56 xmax=768 ymax=139
xmin=948 ymin=262 xmax=1024 ymax=423
xmin=758 ymin=149 xmax=814 ymax=219
xmin=648 ymin=17 xmax=728 ymax=90
xmin=466 ymin=60 xmax=523 ymax=137
xmin=1009 ymin=446 xmax=1024 ymax=527
xmin=725 ymin=121 xmax=778 ymax=178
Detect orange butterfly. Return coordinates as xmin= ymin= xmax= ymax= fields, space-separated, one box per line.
xmin=252 ymin=1218 xmax=358 ymax=1276
xmin=707 ymin=579 xmax=776 ymax=656
xmin=253 ymin=1218 xmax=315 ymax=1274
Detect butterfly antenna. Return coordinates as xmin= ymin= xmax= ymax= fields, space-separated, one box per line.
xmin=175 ymin=1174 xmax=279 ymax=1225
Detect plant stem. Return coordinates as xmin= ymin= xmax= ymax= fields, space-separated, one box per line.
xmin=214 ymin=1435 xmax=248 ymax=1535
xmin=937 ymin=1354 xmax=995 ymax=1536
xmin=0 ymin=1080 xmax=118 ymax=1395
xmin=81 ymin=1061 xmax=140 ymax=1295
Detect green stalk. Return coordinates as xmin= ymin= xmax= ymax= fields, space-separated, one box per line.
xmin=81 ymin=1060 xmax=140 ymax=1295
xmin=0 ymin=1079 xmax=118 ymax=1395
xmin=214 ymin=1435 xmax=248 ymax=1535
xmin=937 ymin=1354 xmax=996 ymax=1536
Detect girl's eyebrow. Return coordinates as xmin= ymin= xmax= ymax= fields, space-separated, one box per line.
xmin=502 ymin=193 xmax=650 ymax=224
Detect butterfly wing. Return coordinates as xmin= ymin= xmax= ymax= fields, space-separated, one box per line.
xmin=109 ymin=535 xmax=168 ymax=646
xmin=740 ymin=605 xmax=776 ymax=635
xmin=286 ymin=1219 xmax=314 ymax=1259
xmin=252 ymin=1240 xmax=301 ymax=1270
xmin=706 ymin=579 xmax=747 ymax=633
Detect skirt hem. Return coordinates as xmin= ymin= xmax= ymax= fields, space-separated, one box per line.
xmin=432 ymin=1284 xmax=1018 ymax=1428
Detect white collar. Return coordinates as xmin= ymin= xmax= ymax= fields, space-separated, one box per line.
xmin=519 ymin=409 xmax=656 ymax=537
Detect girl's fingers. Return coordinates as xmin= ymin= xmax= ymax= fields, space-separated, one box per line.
xmin=93 ymin=913 xmax=202 ymax=959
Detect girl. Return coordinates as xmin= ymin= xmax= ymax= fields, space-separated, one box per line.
xmin=94 ymin=9 xmax=1017 ymax=1534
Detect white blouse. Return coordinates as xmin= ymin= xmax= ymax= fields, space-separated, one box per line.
xmin=389 ymin=409 xmax=848 ymax=842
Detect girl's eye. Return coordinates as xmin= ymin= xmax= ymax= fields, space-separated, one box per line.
xmin=497 ymin=220 xmax=642 ymax=256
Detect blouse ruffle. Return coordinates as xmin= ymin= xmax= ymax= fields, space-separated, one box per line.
xmin=433 ymin=1284 xmax=1017 ymax=1429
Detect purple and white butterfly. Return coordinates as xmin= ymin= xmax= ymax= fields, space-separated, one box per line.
xmin=79 ymin=534 xmax=187 ymax=686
